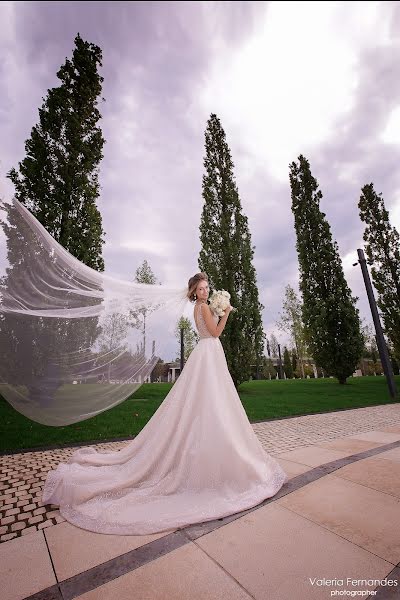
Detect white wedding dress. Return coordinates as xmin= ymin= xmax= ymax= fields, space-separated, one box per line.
xmin=42 ymin=302 xmax=288 ymax=535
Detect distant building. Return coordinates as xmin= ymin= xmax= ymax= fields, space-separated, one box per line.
xmin=167 ymin=362 xmax=181 ymax=382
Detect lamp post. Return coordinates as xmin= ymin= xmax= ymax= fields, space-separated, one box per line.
xmin=354 ymin=249 xmax=397 ymax=399
xmin=277 ymin=343 xmax=284 ymax=380
xmin=266 ymin=340 xmax=271 ymax=380
xmin=180 ymin=327 xmax=184 ymax=375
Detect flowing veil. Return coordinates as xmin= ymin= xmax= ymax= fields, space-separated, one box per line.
xmin=0 ymin=198 xmax=190 ymax=426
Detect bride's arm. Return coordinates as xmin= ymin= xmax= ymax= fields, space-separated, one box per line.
xmin=201 ymin=303 xmax=232 ymax=338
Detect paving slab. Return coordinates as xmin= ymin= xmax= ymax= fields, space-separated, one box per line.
xmin=0 ymin=530 xmax=57 ymax=600
xmin=333 ymin=456 xmax=400 ymax=499
xmin=375 ymin=447 xmax=400 ymax=463
xmin=275 ymin=445 xmax=350 ymax=467
xmin=1 ymin=403 xmax=400 ymax=600
xmin=346 ymin=431 xmax=400 ymax=444
xmin=314 ymin=437 xmax=383 ymax=453
xmin=276 ymin=473 xmax=400 ymax=564
xmin=74 ymin=541 xmax=252 ymax=600
xmin=196 ymin=503 xmax=392 ymax=600
xmin=274 ymin=457 xmax=312 ymax=478
xmin=45 ymin=520 xmax=170 ymax=581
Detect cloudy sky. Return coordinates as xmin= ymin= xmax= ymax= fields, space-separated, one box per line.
xmin=1 ymin=0 xmax=400 ymax=352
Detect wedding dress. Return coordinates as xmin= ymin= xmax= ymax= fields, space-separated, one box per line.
xmin=42 ymin=301 xmax=288 ymax=535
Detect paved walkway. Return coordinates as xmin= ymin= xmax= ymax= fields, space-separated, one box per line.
xmin=1 ymin=403 xmax=400 ymax=599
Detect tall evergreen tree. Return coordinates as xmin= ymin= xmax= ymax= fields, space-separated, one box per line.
xmin=8 ymin=33 xmax=105 ymax=271
xmin=2 ymin=35 xmax=105 ymax=403
xmin=199 ymin=113 xmax=265 ymax=388
xmin=283 ymin=346 xmax=293 ymax=379
xmin=289 ymin=155 xmax=364 ymax=384
xmin=358 ymin=183 xmax=400 ymax=361
xmin=291 ymin=348 xmax=297 ymax=374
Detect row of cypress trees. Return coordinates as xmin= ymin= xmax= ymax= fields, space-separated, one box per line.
xmin=290 ymin=156 xmax=399 ymax=383
xmin=6 ymin=34 xmax=399 ymax=388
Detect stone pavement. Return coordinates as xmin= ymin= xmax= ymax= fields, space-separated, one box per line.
xmin=1 ymin=403 xmax=400 ymax=599
xmin=1 ymin=404 xmax=400 ymax=544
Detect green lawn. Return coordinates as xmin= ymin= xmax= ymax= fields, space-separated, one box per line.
xmin=0 ymin=376 xmax=399 ymax=453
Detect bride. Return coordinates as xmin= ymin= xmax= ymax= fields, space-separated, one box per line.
xmin=42 ymin=271 xmax=288 ymax=535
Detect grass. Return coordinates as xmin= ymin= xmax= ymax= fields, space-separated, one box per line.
xmin=239 ymin=376 xmax=400 ymax=421
xmin=0 ymin=376 xmax=399 ymax=454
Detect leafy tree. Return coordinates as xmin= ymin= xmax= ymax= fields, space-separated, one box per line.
xmin=390 ymin=350 xmax=400 ymax=375
xmin=283 ymin=346 xmax=293 ymax=378
xmin=8 ymin=33 xmax=106 ymax=271
xmin=175 ymin=317 xmax=199 ymax=362
xmin=291 ymin=348 xmax=297 ymax=374
xmin=2 ymin=32 xmax=106 ymax=407
xmin=358 ymin=183 xmax=400 ymax=361
xmin=276 ymin=284 xmax=307 ymax=378
xmin=262 ymin=357 xmax=276 ymax=380
xmin=151 ymin=359 xmax=169 ymax=382
xmin=132 ymin=260 xmax=160 ymax=355
xmin=135 ymin=259 xmax=159 ymax=285
xmin=97 ymin=312 xmax=129 ymax=382
xmin=267 ymin=333 xmax=279 ymax=358
xmin=361 ymin=322 xmax=378 ymax=361
xmin=198 ymin=113 xmax=265 ymax=387
xmin=289 ymin=155 xmax=364 ymax=384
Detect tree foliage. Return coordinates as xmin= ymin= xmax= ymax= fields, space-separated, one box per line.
xmin=358 ymin=183 xmax=400 ymax=361
xmin=283 ymin=346 xmax=294 ymax=378
xmin=198 ymin=114 xmax=265 ymax=387
xmin=135 ymin=259 xmax=159 ymax=285
xmin=2 ymin=34 xmax=106 ymax=401
xmin=131 ymin=260 xmax=160 ymax=355
xmin=289 ymin=155 xmax=363 ymax=384
xmin=8 ymin=33 xmax=106 ymax=271
xmin=276 ymin=284 xmax=307 ymax=378
xmin=175 ymin=317 xmax=199 ymax=362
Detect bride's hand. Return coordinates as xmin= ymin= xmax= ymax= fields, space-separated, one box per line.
xmin=226 ymin=305 xmax=235 ymax=314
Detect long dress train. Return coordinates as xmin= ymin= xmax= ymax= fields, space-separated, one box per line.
xmin=42 ymin=302 xmax=288 ymax=535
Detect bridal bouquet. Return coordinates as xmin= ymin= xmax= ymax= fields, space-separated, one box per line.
xmin=209 ymin=290 xmax=236 ymax=317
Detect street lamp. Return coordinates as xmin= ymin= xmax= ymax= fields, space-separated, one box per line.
xmin=180 ymin=327 xmax=184 ymax=375
xmin=277 ymin=343 xmax=284 ymax=380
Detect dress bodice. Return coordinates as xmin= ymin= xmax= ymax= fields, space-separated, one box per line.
xmin=194 ymin=302 xmax=218 ymax=339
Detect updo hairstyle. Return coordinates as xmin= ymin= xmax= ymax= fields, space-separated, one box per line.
xmin=187 ymin=272 xmax=208 ymax=302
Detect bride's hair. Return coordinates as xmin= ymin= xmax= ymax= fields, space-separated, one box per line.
xmin=187 ymin=272 xmax=208 ymax=302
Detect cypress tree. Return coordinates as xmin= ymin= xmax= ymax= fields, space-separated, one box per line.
xmin=283 ymin=346 xmax=293 ymax=379
xmin=8 ymin=33 xmax=106 ymax=271
xmin=199 ymin=113 xmax=265 ymax=387
xmin=289 ymin=155 xmax=364 ymax=384
xmin=1 ymin=34 xmax=106 ymax=407
xmin=358 ymin=183 xmax=400 ymax=361
xmin=291 ymin=348 xmax=297 ymax=374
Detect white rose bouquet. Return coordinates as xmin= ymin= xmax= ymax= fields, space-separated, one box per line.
xmin=209 ymin=290 xmax=236 ymax=317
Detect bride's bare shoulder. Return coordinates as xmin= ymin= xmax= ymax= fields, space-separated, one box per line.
xmin=201 ymin=302 xmax=211 ymax=312
xmin=201 ymin=303 xmax=214 ymax=317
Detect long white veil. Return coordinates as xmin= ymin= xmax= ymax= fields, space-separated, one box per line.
xmin=0 ymin=198 xmax=190 ymax=426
